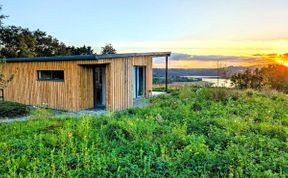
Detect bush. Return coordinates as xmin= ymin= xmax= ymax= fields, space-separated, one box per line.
xmin=231 ymin=64 xmax=288 ymax=93
xmin=0 ymin=101 xmax=30 ymax=118
xmin=29 ymin=107 xmax=54 ymax=120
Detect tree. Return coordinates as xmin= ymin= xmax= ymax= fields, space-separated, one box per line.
xmin=0 ymin=59 xmax=14 ymax=90
xmin=66 ymin=45 xmax=94 ymax=55
xmin=101 ymin=43 xmax=116 ymax=55
xmin=0 ymin=5 xmax=94 ymax=91
xmin=0 ymin=6 xmax=7 ymax=58
xmin=0 ymin=6 xmax=13 ymax=90
xmin=231 ymin=64 xmax=288 ymax=93
xmin=0 ymin=26 xmax=95 ymax=58
xmin=0 ymin=6 xmax=7 ymax=26
xmin=0 ymin=6 xmax=95 ymax=58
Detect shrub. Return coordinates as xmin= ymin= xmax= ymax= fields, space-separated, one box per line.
xmin=231 ymin=64 xmax=288 ymax=93
xmin=105 ymin=122 xmax=135 ymax=141
xmin=0 ymin=101 xmax=30 ymax=118
xmin=29 ymin=107 xmax=54 ymax=120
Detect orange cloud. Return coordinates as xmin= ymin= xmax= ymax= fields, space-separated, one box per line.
xmin=253 ymin=53 xmax=288 ymax=66
xmin=153 ymin=53 xmax=277 ymax=68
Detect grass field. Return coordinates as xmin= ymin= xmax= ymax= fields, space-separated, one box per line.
xmin=0 ymin=87 xmax=287 ymax=177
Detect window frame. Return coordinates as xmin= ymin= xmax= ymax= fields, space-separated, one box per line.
xmin=37 ymin=70 xmax=65 ymax=82
xmin=133 ymin=66 xmax=146 ymax=99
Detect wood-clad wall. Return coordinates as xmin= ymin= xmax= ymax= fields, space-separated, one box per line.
xmin=3 ymin=61 xmax=80 ymax=111
xmin=3 ymin=56 xmax=153 ymax=111
xmin=77 ymin=56 xmax=152 ymax=111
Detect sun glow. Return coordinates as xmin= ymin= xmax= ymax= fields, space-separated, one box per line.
xmin=276 ymin=59 xmax=288 ymax=67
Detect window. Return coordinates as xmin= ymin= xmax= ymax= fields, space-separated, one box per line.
xmin=133 ymin=66 xmax=146 ymax=98
xmin=37 ymin=70 xmax=64 ymax=81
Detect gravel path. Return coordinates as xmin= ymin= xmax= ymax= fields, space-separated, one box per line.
xmin=0 ymin=117 xmax=29 ymax=123
xmin=0 ymin=94 xmax=162 ymax=124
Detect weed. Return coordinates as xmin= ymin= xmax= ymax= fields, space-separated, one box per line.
xmin=0 ymin=101 xmax=30 ymax=118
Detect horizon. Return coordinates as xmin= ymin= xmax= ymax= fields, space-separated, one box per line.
xmin=1 ymin=0 xmax=288 ymax=68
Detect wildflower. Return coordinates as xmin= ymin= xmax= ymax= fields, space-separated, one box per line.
xmin=67 ymin=132 xmax=73 ymax=138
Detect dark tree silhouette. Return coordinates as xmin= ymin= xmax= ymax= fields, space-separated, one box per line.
xmin=231 ymin=65 xmax=288 ymax=93
xmin=0 ymin=6 xmax=94 ymax=58
xmin=101 ymin=43 xmax=117 ymax=55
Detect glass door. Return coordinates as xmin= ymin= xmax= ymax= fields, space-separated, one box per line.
xmin=94 ymin=66 xmax=106 ymax=108
xmin=133 ymin=66 xmax=146 ymax=98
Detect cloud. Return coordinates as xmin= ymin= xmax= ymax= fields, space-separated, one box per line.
xmin=253 ymin=53 xmax=288 ymax=60
xmin=252 ymin=53 xmax=288 ymax=66
xmin=153 ymin=52 xmax=278 ymax=68
xmin=155 ymin=53 xmax=268 ymax=63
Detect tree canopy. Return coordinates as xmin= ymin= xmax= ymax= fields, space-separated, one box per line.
xmin=101 ymin=43 xmax=117 ymax=55
xmin=0 ymin=5 xmax=97 ymax=89
xmin=0 ymin=26 xmax=95 ymax=58
xmin=0 ymin=6 xmax=94 ymax=58
xmin=0 ymin=6 xmax=7 ymax=26
xmin=0 ymin=60 xmax=14 ymax=90
xmin=231 ymin=65 xmax=288 ymax=93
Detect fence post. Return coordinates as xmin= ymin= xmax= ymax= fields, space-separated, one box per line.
xmin=165 ymin=55 xmax=168 ymax=91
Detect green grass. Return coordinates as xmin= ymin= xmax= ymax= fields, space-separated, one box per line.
xmin=0 ymin=101 xmax=30 ymax=118
xmin=0 ymin=87 xmax=287 ymax=177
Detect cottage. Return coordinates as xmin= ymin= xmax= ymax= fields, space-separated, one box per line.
xmin=2 ymin=52 xmax=170 ymax=111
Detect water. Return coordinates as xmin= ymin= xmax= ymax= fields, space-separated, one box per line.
xmin=175 ymin=76 xmax=233 ymax=88
xmin=201 ymin=78 xmax=232 ymax=88
xmin=181 ymin=76 xmax=219 ymax=78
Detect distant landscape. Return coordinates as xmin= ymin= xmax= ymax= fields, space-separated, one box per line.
xmin=153 ymin=66 xmax=262 ymax=78
xmin=152 ymin=66 xmax=264 ymax=87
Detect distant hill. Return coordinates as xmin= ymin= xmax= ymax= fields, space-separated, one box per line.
xmin=153 ymin=66 xmax=263 ymax=78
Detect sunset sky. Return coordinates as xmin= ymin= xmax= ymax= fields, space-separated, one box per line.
xmin=2 ymin=0 xmax=288 ymax=68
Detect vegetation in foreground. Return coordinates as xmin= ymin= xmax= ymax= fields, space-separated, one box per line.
xmin=0 ymin=101 xmax=30 ymax=118
xmin=0 ymin=87 xmax=288 ymax=177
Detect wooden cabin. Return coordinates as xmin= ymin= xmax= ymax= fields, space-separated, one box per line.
xmin=3 ymin=52 xmax=171 ymax=111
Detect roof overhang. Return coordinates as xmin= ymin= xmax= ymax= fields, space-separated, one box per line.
xmin=4 ymin=52 xmax=171 ymax=63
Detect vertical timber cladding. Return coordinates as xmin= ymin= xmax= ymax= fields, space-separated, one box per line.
xmin=3 ymin=61 xmax=80 ymax=111
xmin=110 ymin=56 xmax=153 ymax=111
xmin=78 ymin=60 xmax=113 ymax=111
xmin=78 ymin=56 xmax=153 ymax=111
xmin=131 ymin=56 xmax=153 ymax=97
xmin=3 ymin=55 xmax=153 ymax=112
xmin=77 ymin=59 xmax=113 ymax=110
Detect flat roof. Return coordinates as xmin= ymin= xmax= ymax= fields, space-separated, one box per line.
xmin=4 ymin=52 xmax=171 ymax=63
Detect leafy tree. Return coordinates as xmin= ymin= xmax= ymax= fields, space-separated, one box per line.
xmin=0 ymin=5 xmax=94 ymax=91
xmin=0 ymin=26 xmax=37 ymax=57
xmin=231 ymin=64 xmax=288 ymax=93
xmin=0 ymin=6 xmax=13 ymax=90
xmin=66 ymin=45 xmax=94 ymax=55
xmin=0 ymin=6 xmax=7 ymax=26
xmin=0 ymin=6 xmax=94 ymax=58
xmin=101 ymin=43 xmax=116 ymax=54
xmin=0 ymin=26 xmax=95 ymax=58
xmin=0 ymin=59 xmax=14 ymax=90
xmin=0 ymin=6 xmax=6 ymax=58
